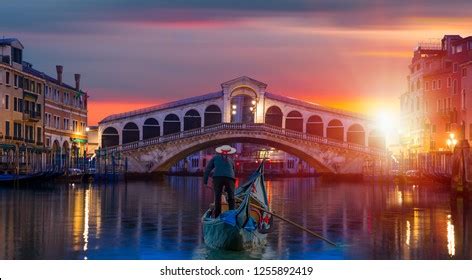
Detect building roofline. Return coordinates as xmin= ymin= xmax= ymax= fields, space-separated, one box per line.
xmin=23 ymin=65 xmax=80 ymax=92
xmin=0 ymin=38 xmax=24 ymax=49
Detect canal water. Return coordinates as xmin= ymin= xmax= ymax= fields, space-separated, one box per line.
xmin=0 ymin=177 xmax=470 ymax=260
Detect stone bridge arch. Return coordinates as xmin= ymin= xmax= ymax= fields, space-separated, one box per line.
xmin=119 ymin=125 xmax=379 ymax=175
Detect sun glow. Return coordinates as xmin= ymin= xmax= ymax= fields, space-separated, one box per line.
xmin=375 ymin=110 xmax=399 ymax=135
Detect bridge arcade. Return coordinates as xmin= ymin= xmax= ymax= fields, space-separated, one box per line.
xmin=97 ymin=76 xmax=386 ymax=175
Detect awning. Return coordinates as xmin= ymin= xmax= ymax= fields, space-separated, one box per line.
xmin=0 ymin=144 xmax=16 ymax=150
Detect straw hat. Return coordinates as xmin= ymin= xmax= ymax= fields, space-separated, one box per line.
xmin=215 ymin=145 xmax=236 ymax=155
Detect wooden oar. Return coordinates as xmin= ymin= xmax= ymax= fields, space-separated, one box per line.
xmin=235 ymin=196 xmax=337 ymax=246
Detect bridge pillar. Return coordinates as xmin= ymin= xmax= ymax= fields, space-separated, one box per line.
xmin=223 ymin=95 xmax=231 ymax=123
xmin=254 ymin=91 xmax=265 ymax=123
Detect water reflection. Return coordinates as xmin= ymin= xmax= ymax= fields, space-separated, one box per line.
xmin=447 ymin=214 xmax=455 ymax=257
xmin=0 ymin=178 xmax=470 ymax=260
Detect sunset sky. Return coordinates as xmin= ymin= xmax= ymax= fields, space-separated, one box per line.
xmin=2 ymin=0 xmax=472 ymax=124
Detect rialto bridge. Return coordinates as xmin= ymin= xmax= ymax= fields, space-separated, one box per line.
xmin=97 ymin=76 xmax=387 ymax=175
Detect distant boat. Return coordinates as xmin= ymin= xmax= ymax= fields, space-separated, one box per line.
xmin=0 ymin=172 xmax=43 ymax=184
xmin=202 ymin=162 xmax=273 ymax=251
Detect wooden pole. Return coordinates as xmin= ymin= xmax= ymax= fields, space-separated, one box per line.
xmin=235 ymin=196 xmax=337 ymax=246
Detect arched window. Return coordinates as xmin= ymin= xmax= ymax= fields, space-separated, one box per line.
xmin=327 ymin=119 xmax=344 ymax=141
xmin=285 ymin=111 xmax=303 ymax=132
xmin=265 ymin=106 xmax=283 ymax=127
xmin=163 ymin=114 xmax=181 ymax=135
xmin=184 ymin=109 xmax=201 ymax=131
xmin=347 ymin=124 xmax=365 ymax=145
xmin=306 ymin=115 xmax=323 ymax=136
xmin=204 ymin=105 xmax=222 ymax=126
xmin=143 ymin=118 xmax=160 ymax=139
xmin=102 ymin=127 xmax=119 ymax=147
xmin=122 ymin=122 xmax=139 ymax=144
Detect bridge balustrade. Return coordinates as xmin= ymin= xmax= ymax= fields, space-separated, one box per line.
xmin=97 ymin=122 xmax=386 ymax=156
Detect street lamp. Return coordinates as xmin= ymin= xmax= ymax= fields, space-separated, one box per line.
xmin=446 ymin=133 xmax=458 ymax=151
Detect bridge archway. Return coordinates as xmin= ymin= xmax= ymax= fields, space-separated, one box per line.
xmin=306 ymin=115 xmax=323 ymax=136
xmin=327 ymin=119 xmax=344 ymax=141
xmin=184 ymin=109 xmax=201 ymax=131
xmin=102 ymin=127 xmax=119 ymax=148
xmin=265 ymin=106 xmax=283 ymax=127
xmin=163 ymin=114 xmax=181 ymax=135
xmin=123 ymin=122 xmax=140 ymax=144
xmin=145 ymin=135 xmax=338 ymax=174
xmin=204 ymin=105 xmax=222 ymax=126
xmin=285 ymin=111 xmax=303 ymax=132
xmin=230 ymin=86 xmax=256 ymax=124
xmin=347 ymin=124 xmax=365 ymax=145
xmin=143 ymin=118 xmax=160 ymax=140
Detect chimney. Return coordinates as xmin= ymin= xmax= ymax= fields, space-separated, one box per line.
xmin=56 ymin=65 xmax=63 ymax=84
xmin=74 ymin=74 xmax=81 ymax=90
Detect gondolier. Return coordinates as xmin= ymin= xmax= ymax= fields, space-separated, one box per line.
xmin=203 ymin=145 xmax=237 ymax=218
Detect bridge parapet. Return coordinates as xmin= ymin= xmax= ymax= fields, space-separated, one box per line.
xmin=97 ymin=122 xmax=387 ymax=157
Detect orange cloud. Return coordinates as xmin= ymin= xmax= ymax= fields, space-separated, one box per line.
xmin=88 ymin=100 xmax=156 ymax=125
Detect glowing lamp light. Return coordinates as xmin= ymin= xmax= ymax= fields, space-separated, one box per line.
xmin=85 ymin=127 xmax=90 ymax=132
xmin=232 ymin=104 xmax=237 ymax=109
xmin=232 ymin=110 xmax=237 ymax=115
xmin=249 ymin=107 xmax=254 ymax=111
xmin=447 ymin=133 xmax=458 ymax=150
xmin=251 ymin=100 xmax=256 ymax=105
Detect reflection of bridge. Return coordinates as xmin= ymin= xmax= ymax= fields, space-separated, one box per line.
xmin=98 ymin=76 xmax=387 ymax=175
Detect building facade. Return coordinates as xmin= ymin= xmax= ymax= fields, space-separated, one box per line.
xmin=38 ymin=65 xmax=88 ymax=170
xmin=1 ymin=38 xmax=88 ymax=174
xmin=1 ymin=39 xmax=45 ymax=174
xmin=400 ymin=35 xmax=472 ymax=171
xmin=422 ymin=35 xmax=472 ymax=151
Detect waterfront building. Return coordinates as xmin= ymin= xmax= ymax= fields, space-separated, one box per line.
xmin=400 ymin=35 xmax=472 ymax=171
xmin=399 ymin=39 xmax=444 ymax=157
xmin=0 ymin=39 xmax=45 ymax=174
xmin=37 ymin=65 xmax=88 ymax=170
xmin=422 ymin=36 xmax=472 ymax=151
xmin=0 ymin=38 xmax=88 ymax=174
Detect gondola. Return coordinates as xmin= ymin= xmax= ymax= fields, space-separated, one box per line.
xmin=202 ymin=162 xmax=273 ymax=251
xmin=0 ymin=172 xmax=43 ymax=184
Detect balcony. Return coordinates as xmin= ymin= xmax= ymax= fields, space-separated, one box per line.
xmin=23 ymin=111 xmax=41 ymax=122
